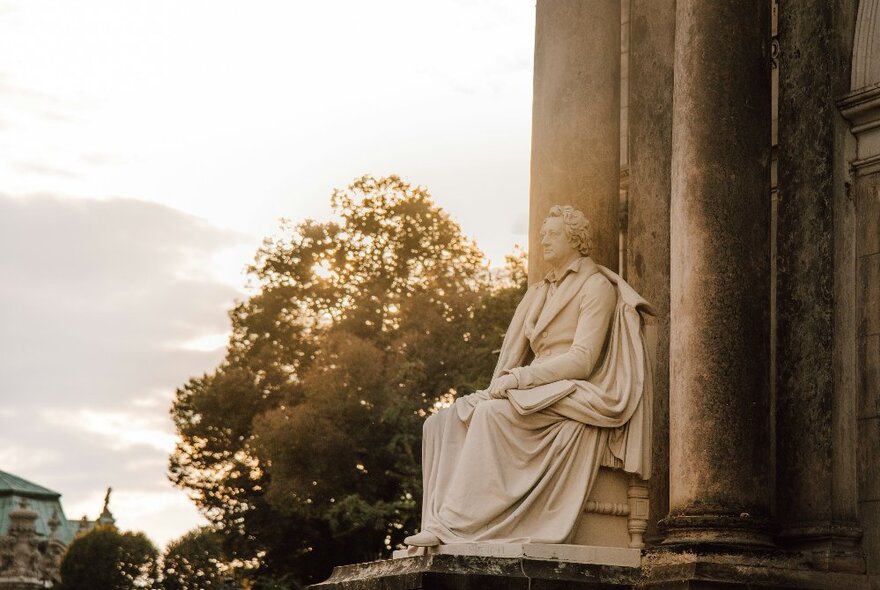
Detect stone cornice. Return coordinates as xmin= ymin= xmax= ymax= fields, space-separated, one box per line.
xmin=839 ymin=83 xmax=880 ymax=175
xmin=839 ymin=83 xmax=880 ymax=128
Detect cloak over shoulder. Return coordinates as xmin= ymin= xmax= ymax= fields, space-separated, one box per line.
xmin=457 ymin=261 xmax=656 ymax=480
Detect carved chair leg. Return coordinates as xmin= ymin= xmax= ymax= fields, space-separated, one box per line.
xmin=627 ymin=476 xmax=650 ymax=549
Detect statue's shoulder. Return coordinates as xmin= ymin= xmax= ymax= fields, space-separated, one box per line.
xmin=580 ymin=269 xmax=615 ymax=306
xmin=578 ymin=257 xmax=612 ymax=290
xmin=595 ymin=264 xmax=658 ymax=317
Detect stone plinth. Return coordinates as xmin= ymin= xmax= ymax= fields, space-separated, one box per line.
xmin=311 ymin=553 xmax=640 ymax=590
xmin=638 ymin=550 xmax=872 ymax=590
xmin=310 ymin=551 xmax=871 ymax=590
xmin=0 ymin=580 xmax=44 ymax=590
xmin=392 ymin=543 xmax=641 ymax=568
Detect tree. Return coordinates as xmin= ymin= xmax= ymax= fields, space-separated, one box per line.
xmin=60 ymin=526 xmax=159 ymax=590
xmin=169 ymin=175 xmax=526 ymax=587
xmin=162 ymin=527 xmax=232 ymax=590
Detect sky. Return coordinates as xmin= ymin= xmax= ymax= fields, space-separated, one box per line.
xmin=0 ymin=1 xmax=535 ymax=547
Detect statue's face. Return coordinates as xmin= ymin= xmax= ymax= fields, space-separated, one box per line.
xmin=540 ymin=216 xmax=578 ymax=265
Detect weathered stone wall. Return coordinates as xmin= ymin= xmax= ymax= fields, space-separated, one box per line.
xmin=857 ymin=171 xmax=880 ymax=577
xmin=775 ymin=0 xmax=863 ymax=571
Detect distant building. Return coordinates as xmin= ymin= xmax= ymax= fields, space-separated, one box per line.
xmin=0 ymin=470 xmax=114 ymax=589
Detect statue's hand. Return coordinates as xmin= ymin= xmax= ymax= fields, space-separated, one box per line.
xmin=487 ymin=374 xmax=518 ymax=399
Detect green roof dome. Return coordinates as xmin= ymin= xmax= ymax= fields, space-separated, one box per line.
xmin=0 ymin=470 xmax=78 ymax=545
xmin=0 ymin=470 xmax=61 ymax=499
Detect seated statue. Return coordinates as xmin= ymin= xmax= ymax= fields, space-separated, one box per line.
xmin=404 ymin=205 xmax=654 ymax=547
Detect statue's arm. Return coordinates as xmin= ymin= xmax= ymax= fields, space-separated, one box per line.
xmin=489 ymin=284 xmax=540 ymax=380
xmin=508 ymin=275 xmax=615 ymax=389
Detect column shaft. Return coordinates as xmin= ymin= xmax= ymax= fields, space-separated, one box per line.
xmin=529 ymin=0 xmax=620 ymax=283
xmin=627 ymin=0 xmax=674 ymax=545
xmin=664 ymin=0 xmax=774 ymax=547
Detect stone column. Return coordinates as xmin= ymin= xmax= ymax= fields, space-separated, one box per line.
xmin=529 ymin=0 xmax=620 ymax=283
xmin=776 ymin=0 xmax=864 ymax=572
xmin=663 ymin=1 xmax=774 ymax=547
xmin=627 ymin=0 xmax=674 ymax=545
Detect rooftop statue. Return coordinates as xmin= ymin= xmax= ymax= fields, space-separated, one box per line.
xmin=404 ymin=205 xmax=654 ymax=547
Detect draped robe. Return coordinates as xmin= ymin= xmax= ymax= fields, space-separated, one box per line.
xmin=419 ymin=256 xmax=655 ymax=544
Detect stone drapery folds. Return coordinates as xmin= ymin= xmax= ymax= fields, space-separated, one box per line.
xmin=416 ymin=256 xmax=655 ymax=545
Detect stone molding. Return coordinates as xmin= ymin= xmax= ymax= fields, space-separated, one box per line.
xmin=840 ymin=84 xmax=880 ymax=175
xmin=585 ymin=500 xmax=630 ymax=517
xmin=658 ymin=513 xmax=776 ymax=549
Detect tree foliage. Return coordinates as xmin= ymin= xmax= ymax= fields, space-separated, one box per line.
xmin=169 ymin=175 xmax=526 ymax=587
xmin=60 ymin=526 xmax=159 ymax=590
xmin=162 ymin=527 xmax=231 ymax=590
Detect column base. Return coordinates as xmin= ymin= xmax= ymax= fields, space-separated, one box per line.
xmin=659 ymin=514 xmax=776 ymax=548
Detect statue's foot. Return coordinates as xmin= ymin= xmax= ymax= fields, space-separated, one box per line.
xmin=404 ymin=531 xmax=441 ymax=547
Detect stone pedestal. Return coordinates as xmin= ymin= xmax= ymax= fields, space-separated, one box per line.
xmin=312 ymin=554 xmax=639 ymax=590
xmin=310 ymin=550 xmax=870 ymax=590
xmin=663 ymin=0 xmax=774 ymax=547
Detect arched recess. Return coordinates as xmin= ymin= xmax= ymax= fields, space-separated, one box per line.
xmin=852 ymin=0 xmax=880 ymax=91
xmin=840 ymin=0 xmax=880 ymax=173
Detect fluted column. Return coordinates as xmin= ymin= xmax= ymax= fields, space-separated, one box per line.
xmin=529 ymin=0 xmax=620 ymax=283
xmin=663 ymin=0 xmax=774 ymax=547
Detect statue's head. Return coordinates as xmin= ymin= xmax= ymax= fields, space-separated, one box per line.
xmin=540 ymin=205 xmax=593 ymax=264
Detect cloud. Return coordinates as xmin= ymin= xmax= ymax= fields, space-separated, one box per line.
xmin=14 ymin=160 xmax=81 ymax=179
xmin=43 ymin=409 xmax=177 ymax=453
xmin=0 ymin=194 xmax=247 ymax=546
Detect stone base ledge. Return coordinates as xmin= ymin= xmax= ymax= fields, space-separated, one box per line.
xmin=310 ymin=553 xmax=640 ymax=589
xmin=0 ymin=577 xmax=46 ymax=590
xmin=309 ymin=549 xmax=875 ymax=590
xmin=639 ymin=549 xmax=873 ymax=590
xmin=392 ymin=542 xmax=641 ymax=568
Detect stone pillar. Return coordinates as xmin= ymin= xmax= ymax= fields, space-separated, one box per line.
xmin=529 ymin=0 xmax=620 ymax=283
xmin=776 ymin=0 xmax=864 ymax=572
xmin=626 ymin=0 xmax=674 ymax=546
xmin=662 ymin=1 xmax=774 ymax=547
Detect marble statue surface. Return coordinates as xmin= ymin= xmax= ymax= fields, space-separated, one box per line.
xmin=404 ymin=205 xmax=655 ymax=548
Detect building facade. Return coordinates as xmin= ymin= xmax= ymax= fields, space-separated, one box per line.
xmin=528 ymin=0 xmax=880 ymax=586
xmin=0 ymin=471 xmax=114 ymax=589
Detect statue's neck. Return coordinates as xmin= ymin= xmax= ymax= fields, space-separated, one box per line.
xmin=548 ymin=253 xmax=582 ymax=276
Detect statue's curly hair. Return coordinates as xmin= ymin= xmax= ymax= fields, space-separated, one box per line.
xmin=546 ymin=205 xmax=593 ymax=256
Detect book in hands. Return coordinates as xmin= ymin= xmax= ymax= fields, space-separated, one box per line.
xmin=507 ymin=380 xmax=577 ymax=415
